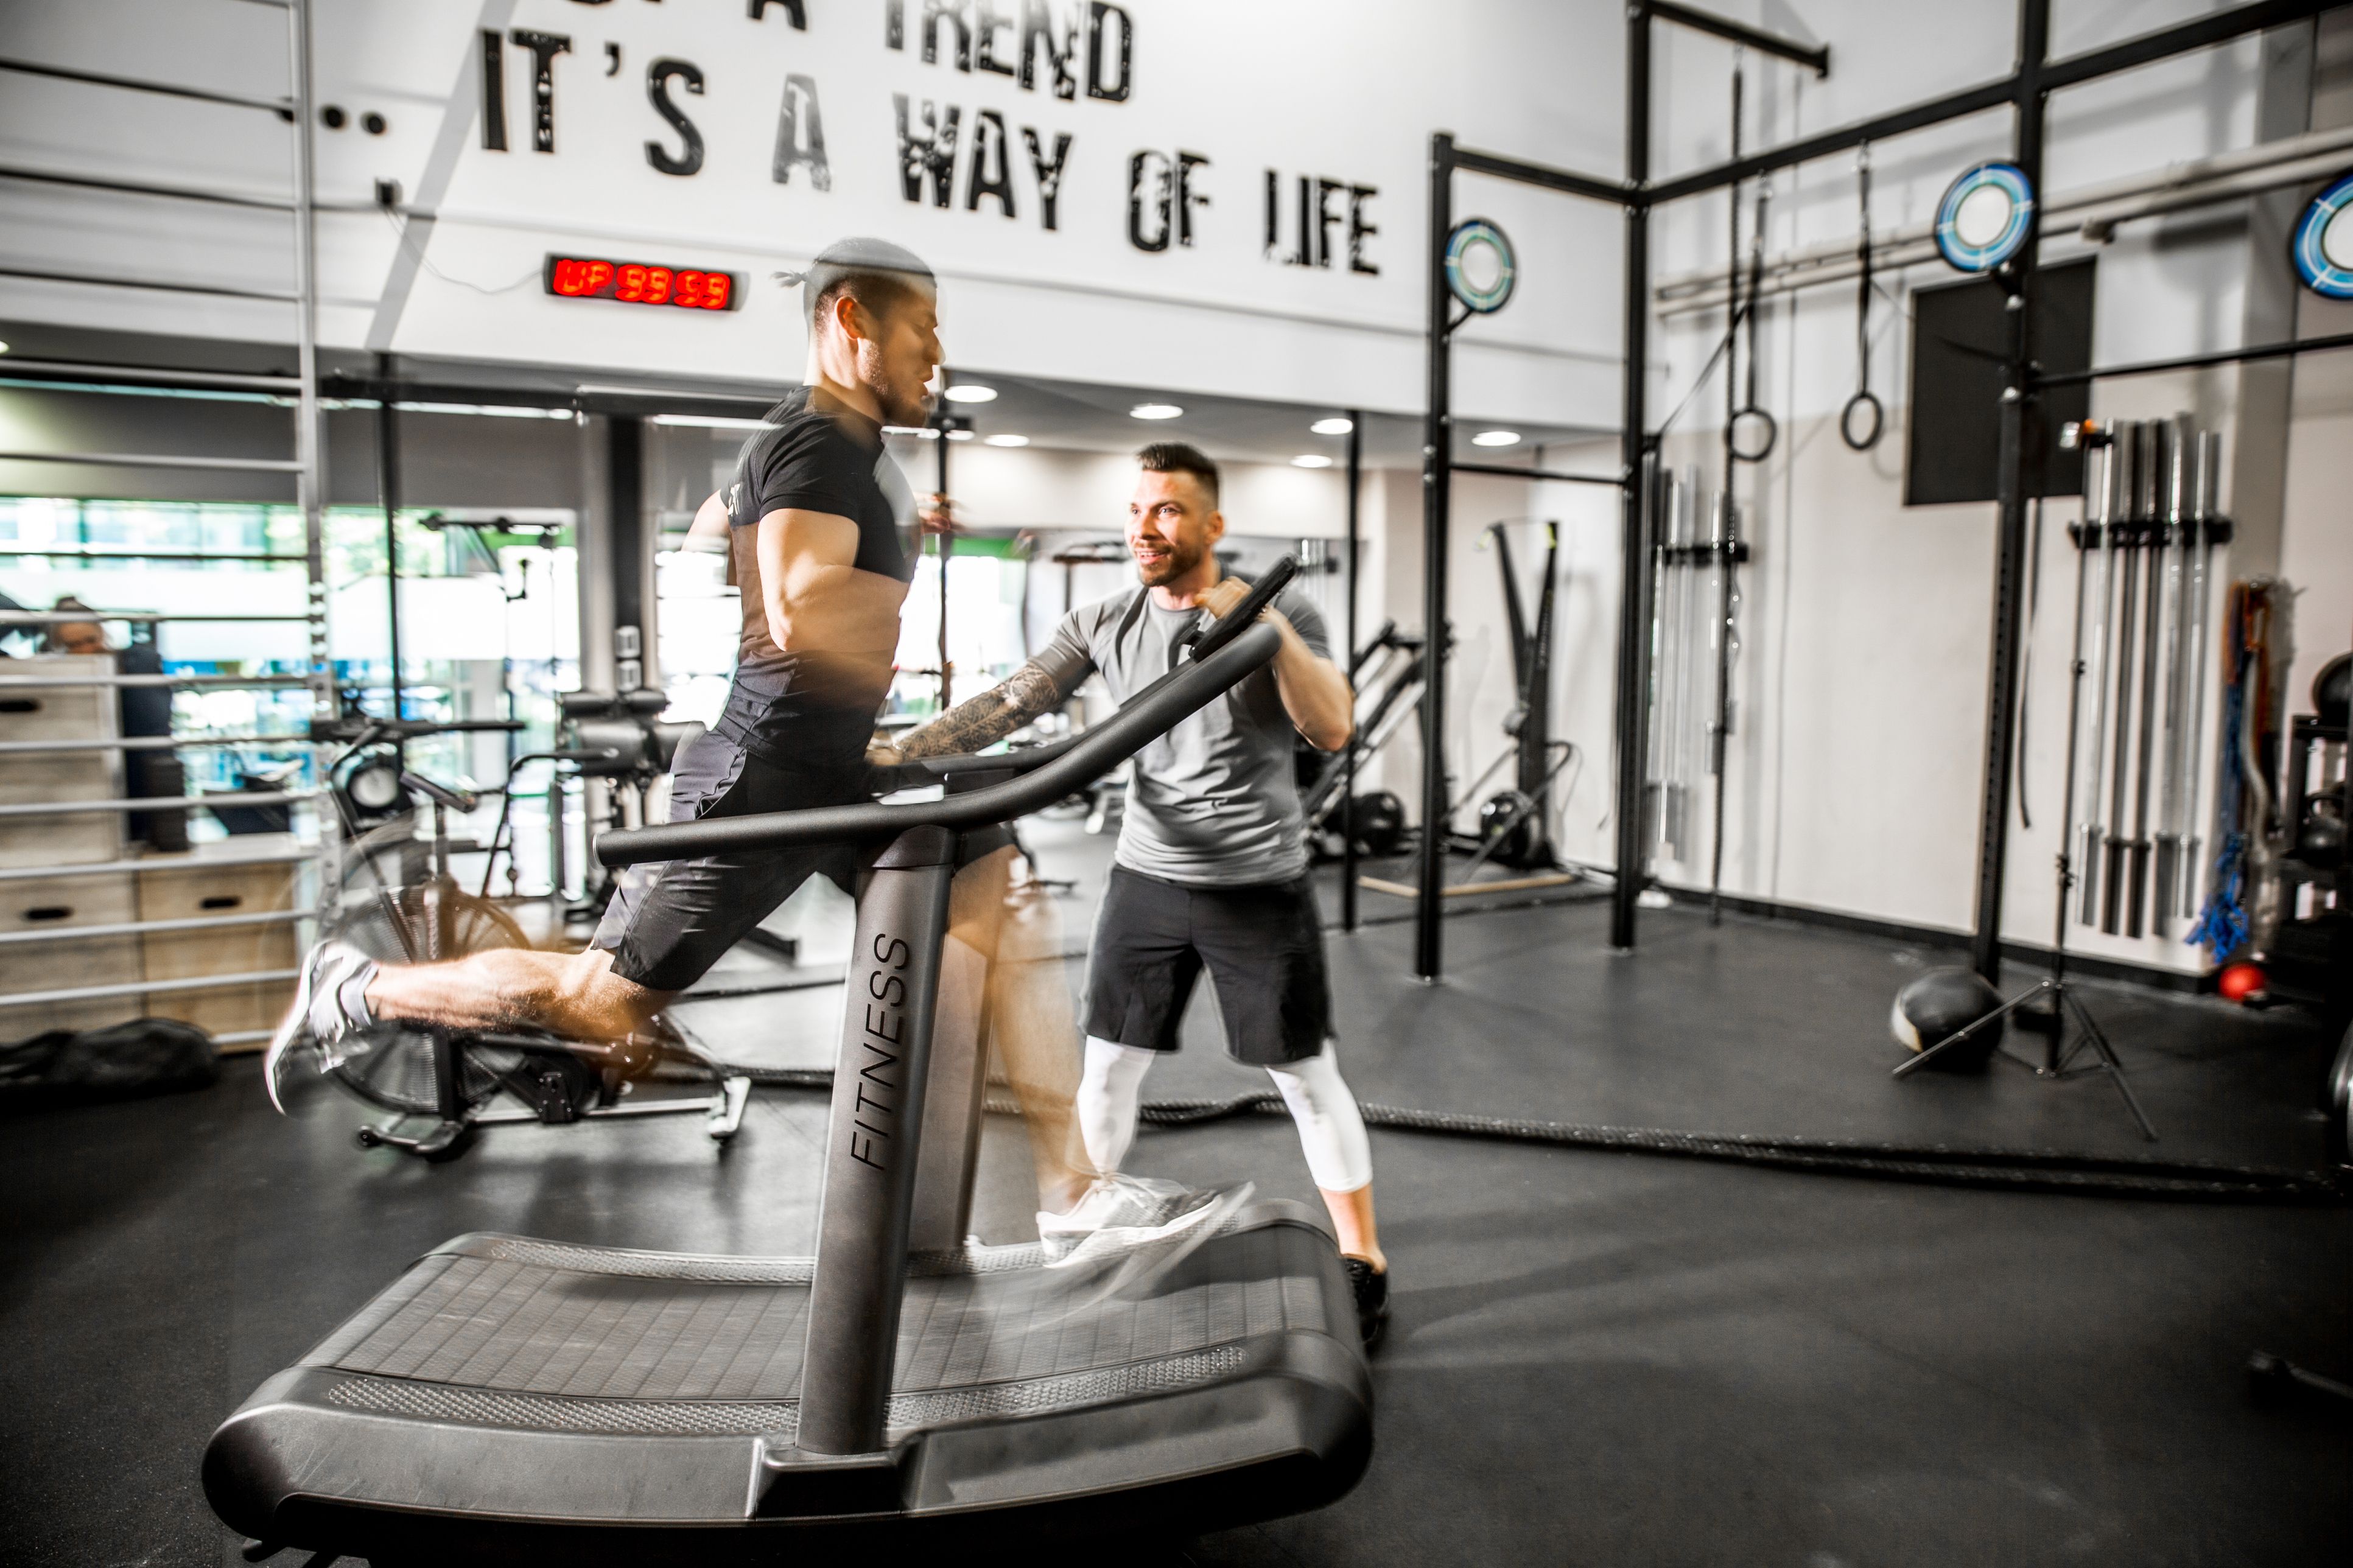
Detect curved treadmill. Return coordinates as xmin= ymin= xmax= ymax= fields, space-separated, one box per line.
xmin=207 ymin=586 xmax=1375 ymax=1564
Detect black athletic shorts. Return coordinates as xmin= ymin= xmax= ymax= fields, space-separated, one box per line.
xmin=1083 ymin=866 xmax=1331 ymax=1066
xmin=593 ymin=730 xmax=863 ymax=992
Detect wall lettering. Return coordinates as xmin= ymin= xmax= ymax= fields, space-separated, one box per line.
xmin=644 ymin=58 xmax=704 ymax=177
xmin=1129 ymin=149 xmax=1206 ymax=252
xmin=772 ymin=72 xmax=832 ymax=189
xmin=967 ymin=108 xmax=1016 ymax=217
xmin=1023 ymin=127 xmax=1073 ymax=229
xmin=1264 ymin=169 xmax=1380 ymax=273
xmin=975 ymin=1 xmax=1015 ymax=76
xmin=1086 ymin=2 xmax=1132 ymax=101
xmin=1020 ymin=0 xmax=1078 ymax=98
xmin=889 ymin=0 xmax=1085 ymax=100
xmin=921 ymin=1 xmax=971 ymax=69
xmin=469 ymin=5 xmax=1384 ymax=286
xmin=479 ymin=30 xmax=507 ymax=152
xmin=510 ymin=29 xmax=573 ymax=153
xmin=893 ymin=94 xmax=962 ymax=206
xmin=1347 ymin=183 xmax=1378 ymax=275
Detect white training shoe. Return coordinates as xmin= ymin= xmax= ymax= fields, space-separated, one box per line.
xmin=1037 ymin=1173 xmax=1254 ymax=1275
xmin=264 ymin=939 xmax=380 ymax=1113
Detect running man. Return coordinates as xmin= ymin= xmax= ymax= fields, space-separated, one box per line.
xmin=273 ymin=238 xmax=1188 ymax=1241
xmin=883 ymin=441 xmax=1392 ymax=1345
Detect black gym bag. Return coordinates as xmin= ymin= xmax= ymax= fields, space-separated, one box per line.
xmin=0 ymin=1018 xmax=219 ymax=1103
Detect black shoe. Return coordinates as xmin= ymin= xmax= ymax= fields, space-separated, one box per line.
xmin=1343 ymin=1257 xmax=1389 ymax=1351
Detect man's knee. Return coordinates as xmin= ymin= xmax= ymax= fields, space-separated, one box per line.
xmin=553 ymin=947 xmax=667 ymax=1034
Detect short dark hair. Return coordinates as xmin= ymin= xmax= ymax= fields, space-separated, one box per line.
xmin=785 ymin=236 xmax=935 ymax=331
xmin=1136 ymin=441 xmax=1220 ymax=508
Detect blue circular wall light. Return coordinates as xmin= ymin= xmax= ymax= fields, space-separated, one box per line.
xmin=1935 ymin=162 xmax=2035 ymax=273
xmin=1445 ymin=219 xmax=1517 ymax=315
xmin=2290 ymin=171 xmax=2353 ymax=299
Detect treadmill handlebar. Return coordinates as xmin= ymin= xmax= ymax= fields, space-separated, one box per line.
xmin=597 ymin=620 xmax=1283 ymax=867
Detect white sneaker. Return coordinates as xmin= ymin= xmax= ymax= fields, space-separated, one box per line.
xmin=265 ymin=939 xmax=379 ymax=1112
xmin=1037 ymin=1174 xmax=1253 ymax=1276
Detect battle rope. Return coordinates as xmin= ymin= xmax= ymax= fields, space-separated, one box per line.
xmin=712 ymin=1066 xmax=2343 ymax=1206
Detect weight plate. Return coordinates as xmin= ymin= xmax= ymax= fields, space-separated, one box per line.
xmin=2291 ymin=171 xmax=2353 ymax=301
xmin=1935 ymin=162 xmax=2034 ymax=273
xmin=1445 ymin=219 xmax=1517 ymax=315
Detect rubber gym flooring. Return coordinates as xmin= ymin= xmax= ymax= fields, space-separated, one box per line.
xmin=2 ymin=893 xmax=2346 ymax=1567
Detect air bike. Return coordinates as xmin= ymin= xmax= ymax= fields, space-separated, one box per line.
xmin=205 ymin=559 xmax=1373 ymax=1564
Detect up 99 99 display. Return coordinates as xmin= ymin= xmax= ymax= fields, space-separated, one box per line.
xmin=544 ymin=254 xmax=740 ymax=311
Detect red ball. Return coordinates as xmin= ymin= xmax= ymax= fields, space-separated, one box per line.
xmin=2218 ymin=962 xmax=2267 ymax=1003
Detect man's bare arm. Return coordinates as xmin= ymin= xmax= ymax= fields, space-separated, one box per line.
xmin=682 ymin=489 xmax=729 ymax=552
xmin=754 ymin=508 xmax=907 ymax=655
xmin=1198 ymin=578 xmax=1354 ymax=751
xmin=894 ymin=662 xmax=1065 ymax=760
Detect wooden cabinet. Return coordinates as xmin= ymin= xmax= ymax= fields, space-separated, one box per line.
xmin=135 ymin=842 xmax=309 ymax=1047
xmin=0 ymin=656 xmax=124 ymax=868
xmin=0 ymin=869 xmax=144 ymax=1037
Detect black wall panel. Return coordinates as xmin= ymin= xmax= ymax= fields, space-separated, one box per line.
xmin=1904 ymin=257 xmax=2095 ymax=507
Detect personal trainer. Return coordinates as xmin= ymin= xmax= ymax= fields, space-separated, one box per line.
xmin=275 ymin=237 xmax=1200 ymax=1241
xmin=884 ymin=442 xmax=1392 ymax=1345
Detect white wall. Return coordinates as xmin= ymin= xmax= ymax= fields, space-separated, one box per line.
xmin=891 ymin=438 xmax=1346 ymax=539
xmin=0 ymin=0 xmax=1628 ymax=425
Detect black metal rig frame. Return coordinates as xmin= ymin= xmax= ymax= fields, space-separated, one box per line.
xmin=1417 ymin=0 xmax=2348 ymax=985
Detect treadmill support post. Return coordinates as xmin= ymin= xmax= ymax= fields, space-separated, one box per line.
xmin=797 ymin=825 xmax=957 ymax=1456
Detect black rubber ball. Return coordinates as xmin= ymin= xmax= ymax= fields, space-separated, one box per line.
xmin=2313 ymin=652 xmax=2349 ymax=729
xmin=1344 ymin=791 xmax=1408 ymax=858
xmin=1890 ymin=967 xmax=2004 ymax=1071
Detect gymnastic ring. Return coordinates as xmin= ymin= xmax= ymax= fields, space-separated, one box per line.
xmin=1840 ymin=391 xmax=1885 ymax=452
xmin=1730 ymin=405 xmax=1778 ymax=464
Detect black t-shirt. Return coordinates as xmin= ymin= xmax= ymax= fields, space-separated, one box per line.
xmin=718 ymin=387 xmax=915 ymax=766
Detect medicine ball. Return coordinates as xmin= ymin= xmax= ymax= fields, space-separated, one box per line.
xmin=1890 ymin=967 xmax=2003 ymax=1071
xmin=2313 ymin=651 xmax=2349 ymax=728
xmin=2296 ymin=794 xmax=2344 ymax=869
xmin=1478 ymin=790 xmax=1539 ymax=866
xmin=1343 ymin=790 xmax=1408 ymax=858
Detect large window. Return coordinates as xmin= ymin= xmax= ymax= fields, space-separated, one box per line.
xmin=1 ymin=495 xmax=580 ymax=813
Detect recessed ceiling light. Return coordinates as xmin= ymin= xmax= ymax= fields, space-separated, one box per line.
xmin=1129 ymin=402 xmax=1184 ymax=420
xmin=1310 ymin=417 xmax=1352 ymax=435
xmin=1291 ymin=454 xmax=1334 ymax=469
xmin=883 ymin=424 xmax=942 ymax=439
xmin=945 ymin=427 xmax=973 ymax=441
xmin=984 ymin=433 xmax=1029 ymax=447
xmin=1471 ymin=429 xmax=1522 ymax=447
xmin=942 ymin=384 xmax=997 ymax=404
xmin=0 ymin=340 xmax=12 ymax=355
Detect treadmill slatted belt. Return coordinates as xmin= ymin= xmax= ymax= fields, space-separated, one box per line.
xmin=320 ymin=1343 xmax=1253 ymax=1440
xmin=306 ymin=1233 xmax=1329 ymax=1407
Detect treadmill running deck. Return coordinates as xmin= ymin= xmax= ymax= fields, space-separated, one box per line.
xmin=205 ymin=1202 xmax=1372 ymax=1561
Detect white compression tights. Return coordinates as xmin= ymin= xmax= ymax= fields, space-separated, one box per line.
xmin=1078 ymin=1036 xmax=1374 ymax=1192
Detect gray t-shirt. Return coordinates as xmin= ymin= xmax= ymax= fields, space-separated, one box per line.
xmin=1036 ymin=584 xmax=1331 ymax=886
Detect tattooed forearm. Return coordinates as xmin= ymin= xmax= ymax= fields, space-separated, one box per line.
xmin=898 ymin=662 xmax=1064 ymax=759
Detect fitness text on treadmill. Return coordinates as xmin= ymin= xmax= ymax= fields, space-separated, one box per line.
xmin=850 ymin=934 xmax=913 ymax=1172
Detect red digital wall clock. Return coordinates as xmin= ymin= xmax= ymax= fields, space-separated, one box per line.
xmin=544 ymin=254 xmax=741 ymax=310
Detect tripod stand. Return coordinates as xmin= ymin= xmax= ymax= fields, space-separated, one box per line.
xmin=1894 ymin=436 xmax=2157 ymax=1141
